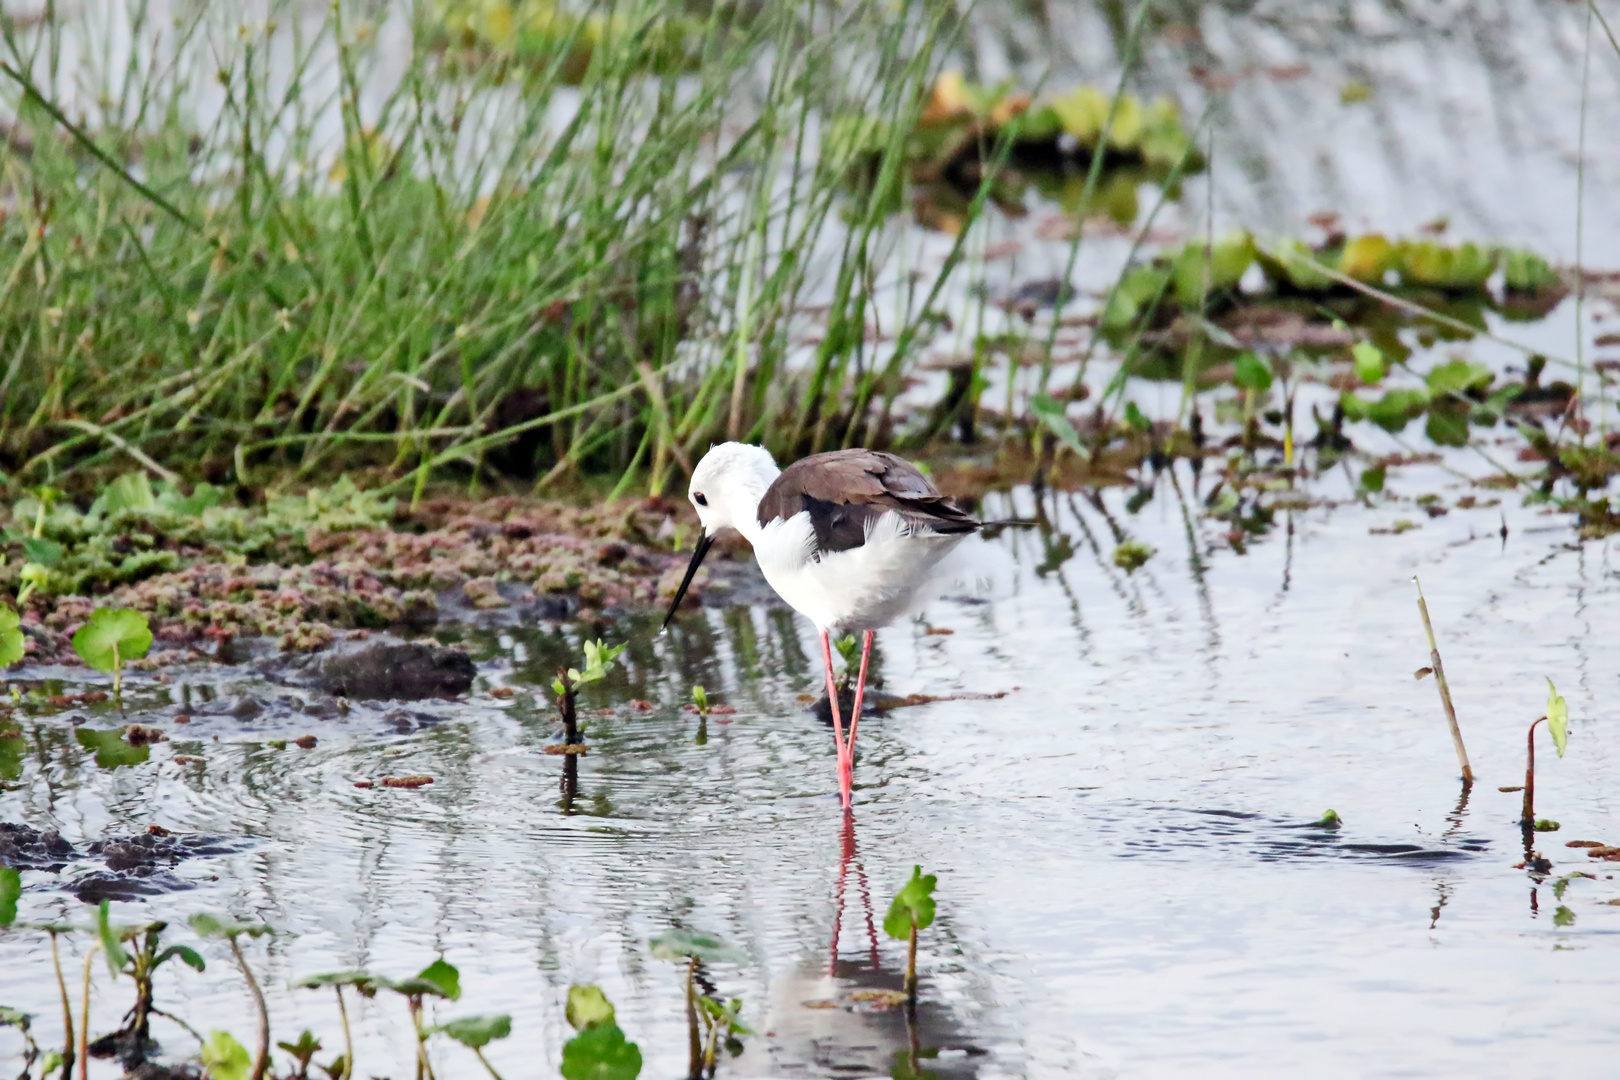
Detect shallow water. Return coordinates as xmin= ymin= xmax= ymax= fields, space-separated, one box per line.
xmin=3 ymin=453 xmax=1619 ymax=1078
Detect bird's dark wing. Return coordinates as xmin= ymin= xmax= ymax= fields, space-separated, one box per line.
xmin=756 ymin=449 xmax=979 ymax=554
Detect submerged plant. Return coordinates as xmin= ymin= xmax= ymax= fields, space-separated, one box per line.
xmin=884 ymin=865 xmax=938 ymax=1005
xmin=188 ymin=913 xmax=273 ymax=1080
xmin=560 ymin=985 xmax=641 ymax=1080
xmin=1522 ymin=678 xmax=1570 ymax=829
xmin=71 ymin=608 xmax=152 ymax=702
xmin=94 ymin=902 xmax=206 ymax=1062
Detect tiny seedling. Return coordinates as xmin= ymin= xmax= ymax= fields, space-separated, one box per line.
xmin=71 ymin=608 xmax=153 ymax=702
xmin=0 ymin=607 xmax=24 ymax=669
xmin=833 ymin=636 xmax=860 ymax=691
xmin=560 ymin=985 xmax=641 ymax=1080
xmin=1521 ymin=678 xmax=1569 ymax=828
xmin=3 ymin=886 xmax=79 ymax=1080
xmin=277 ymin=1031 xmax=323 ymax=1080
xmin=424 ymin=1015 xmax=512 ymax=1080
xmin=690 ymin=685 xmax=711 ymax=718
xmin=189 ymin=913 xmax=273 ymax=1080
xmin=696 ymin=996 xmax=751 ymax=1072
xmin=1316 ymin=809 xmax=1342 ymax=828
xmin=293 ymin=971 xmax=378 ymax=1080
xmin=883 ymin=866 xmax=938 ymax=1005
xmin=649 ymin=931 xmax=746 ymax=1080
xmin=94 ymin=901 xmax=206 ymax=1058
xmin=551 ymin=640 xmax=626 ymax=747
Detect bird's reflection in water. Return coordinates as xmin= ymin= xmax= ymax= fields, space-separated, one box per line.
xmin=757 ymin=813 xmax=989 ymax=1079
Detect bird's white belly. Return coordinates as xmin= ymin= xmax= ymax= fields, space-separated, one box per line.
xmin=751 ymin=511 xmax=967 ymax=633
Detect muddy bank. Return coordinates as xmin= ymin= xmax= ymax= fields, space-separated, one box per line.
xmin=2 ymin=494 xmax=731 ymax=666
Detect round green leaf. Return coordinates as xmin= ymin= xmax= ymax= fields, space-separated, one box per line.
xmin=156 ymin=945 xmax=207 ymax=972
xmin=566 ymin=984 xmax=616 ymax=1031
xmin=648 ymin=929 xmax=745 ymax=964
xmin=201 ymin=1030 xmax=251 ymax=1080
xmin=560 ymin=1023 xmax=642 ymax=1080
xmin=72 ymin=608 xmax=153 ymax=673
xmin=430 ymin=1014 xmax=511 ymax=1049
xmin=188 ymin=912 xmax=272 ymax=940
xmin=883 ymin=865 xmax=938 ymax=940
xmin=293 ymin=970 xmax=377 ymax=990
xmin=1233 ymin=352 xmax=1273 ymax=393
xmin=384 ymin=959 xmax=461 ymax=1000
xmin=74 ymin=728 xmax=149 ymax=770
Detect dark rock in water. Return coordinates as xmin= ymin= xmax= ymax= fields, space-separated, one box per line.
xmin=315 ymin=641 xmax=477 ymax=700
xmin=89 ymin=830 xmax=243 ymax=871
xmin=0 ymin=821 xmax=77 ymax=870
xmin=73 ymin=868 xmax=194 ymax=903
xmin=126 ymin=1064 xmax=202 ymax=1080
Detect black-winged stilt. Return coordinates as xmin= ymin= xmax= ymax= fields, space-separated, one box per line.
xmin=660 ymin=442 xmax=981 ymax=808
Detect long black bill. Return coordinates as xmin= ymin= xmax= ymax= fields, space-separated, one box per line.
xmin=659 ymin=532 xmax=715 ymax=634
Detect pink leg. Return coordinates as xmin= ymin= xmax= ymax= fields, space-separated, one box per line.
xmin=819 ymin=630 xmax=851 ymax=807
xmin=843 ymin=631 xmax=873 ymax=797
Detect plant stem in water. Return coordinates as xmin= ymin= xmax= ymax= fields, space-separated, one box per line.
xmin=905 ymin=921 xmax=918 ymax=1004
xmin=1523 ymin=716 xmax=1546 ymax=825
xmin=79 ymin=943 xmax=99 ymax=1080
xmin=335 ymin=986 xmax=353 ymax=1080
xmin=685 ymin=956 xmax=701 ymax=1080
xmin=473 ymin=1048 xmax=506 ymax=1080
xmin=1413 ymin=577 xmax=1474 ymax=784
xmin=50 ymin=931 xmax=74 ymax=1080
xmin=229 ymin=936 xmax=271 ymax=1080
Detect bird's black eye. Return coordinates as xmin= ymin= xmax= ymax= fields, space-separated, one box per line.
xmin=694 ymin=493 xmax=708 ymax=507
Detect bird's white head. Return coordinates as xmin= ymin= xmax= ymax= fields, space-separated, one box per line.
xmin=687 ymin=442 xmax=780 ymax=539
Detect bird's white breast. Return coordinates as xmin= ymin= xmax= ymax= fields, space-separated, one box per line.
xmin=752 ymin=510 xmax=968 ymax=633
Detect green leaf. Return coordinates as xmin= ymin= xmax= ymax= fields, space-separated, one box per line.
xmin=0 ymin=1005 xmax=29 ymax=1027
xmin=883 ymin=865 xmax=938 ymax=940
xmin=277 ymin=1031 xmax=322 ymax=1058
xmin=102 ymin=473 xmax=158 ymax=515
xmin=566 ymin=984 xmax=617 ymax=1031
xmin=1546 ymin=677 xmax=1568 ymax=758
xmin=71 ymin=608 xmax=153 ymax=673
xmin=1425 ymin=359 xmax=1493 ymax=397
xmin=1111 ymin=540 xmax=1154 ymax=573
xmin=21 ymin=537 xmax=63 ymax=568
xmin=187 ymin=912 xmax=272 ymax=940
xmin=1351 ymin=341 xmax=1386 ymax=384
xmin=156 ymin=945 xmax=207 ymax=972
xmin=1316 ymin=809 xmax=1342 ymax=828
xmin=1358 ymin=464 xmax=1386 ymax=495
xmin=1123 ymin=402 xmax=1151 ymax=432
xmin=1424 ymin=402 xmax=1470 ymax=447
xmin=428 ymin=1014 xmax=511 ymax=1049
xmin=1232 ymin=352 xmax=1272 ymax=392
xmin=201 ymin=1030 xmax=252 ymax=1080
xmin=384 ymin=958 xmax=461 ymax=1000
xmin=1029 ymin=394 xmax=1087 ymax=459
xmin=97 ymin=900 xmax=130 ymax=977
xmin=75 ymin=728 xmax=150 ymax=770
xmin=39 ymin=1051 xmax=62 ymax=1077
xmin=648 ymin=929 xmax=746 ymax=964
xmin=0 ymin=615 xmax=23 ymax=667
xmin=560 ymin=1023 xmax=642 ymax=1080
xmin=0 ymin=866 xmax=19 ymax=927
xmin=1553 ymin=905 xmax=1575 ymax=927
xmin=689 ymin=685 xmax=709 ymax=713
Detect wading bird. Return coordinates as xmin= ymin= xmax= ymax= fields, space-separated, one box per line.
xmin=660 ymin=442 xmax=980 ymax=808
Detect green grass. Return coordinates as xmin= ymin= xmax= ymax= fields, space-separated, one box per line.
xmin=0 ymin=0 xmax=976 ymax=499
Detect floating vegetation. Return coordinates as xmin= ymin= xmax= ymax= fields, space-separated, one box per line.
xmin=431 ymin=0 xmax=704 ymax=84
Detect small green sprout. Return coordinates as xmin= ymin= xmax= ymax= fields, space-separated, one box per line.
xmin=15 ymin=562 xmax=49 ymax=608
xmin=884 ymin=865 xmax=938 ymax=1003
xmin=1351 ymin=340 xmax=1386 ymax=384
xmin=551 ymin=639 xmax=627 ymax=697
xmin=1316 ymin=809 xmax=1342 ymax=828
xmin=1522 ymin=678 xmax=1571 ymax=828
xmin=690 ymin=685 xmax=710 ymax=718
xmin=72 ymin=607 xmax=153 ymax=700
xmin=277 ymin=1031 xmax=323 ymax=1080
xmin=561 ymin=985 xmax=641 ymax=1080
